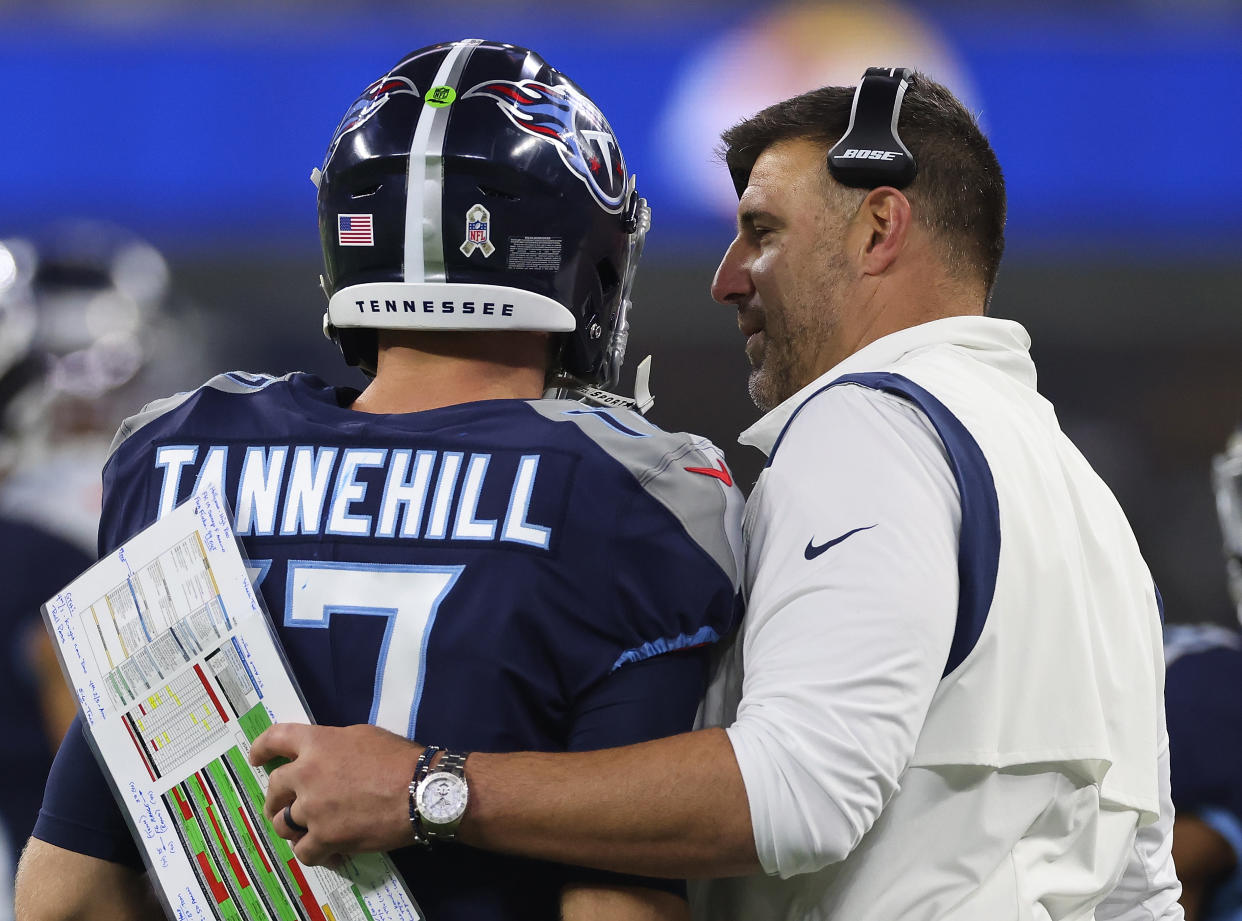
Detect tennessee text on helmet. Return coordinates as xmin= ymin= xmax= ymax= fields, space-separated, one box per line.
xmin=315 ymin=39 xmax=650 ymax=389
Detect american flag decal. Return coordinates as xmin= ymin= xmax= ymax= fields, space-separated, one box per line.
xmin=338 ymin=214 xmax=374 ymax=246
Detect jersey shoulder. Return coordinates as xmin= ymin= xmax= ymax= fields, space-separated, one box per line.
xmin=106 ymin=371 xmax=303 ymax=463
xmin=527 ymin=400 xmax=744 ymax=588
xmin=526 ymin=399 xmax=735 ymax=488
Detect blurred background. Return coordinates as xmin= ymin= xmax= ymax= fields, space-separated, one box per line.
xmin=2 ymin=3 xmax=1240 ymax=912
xmin=1 ymin=0 xmax=1240 ymax=633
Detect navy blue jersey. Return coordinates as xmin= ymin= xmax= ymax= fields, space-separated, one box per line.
xmin=0 ymin=517 xmax=91 ymax=868
xmin=36 ymin=371 xmax=743 ymax=919
xmin=1165 ymin=623 xmax=1242 ymax=921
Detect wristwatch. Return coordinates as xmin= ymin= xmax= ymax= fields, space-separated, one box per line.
xmin=414 ymin=750 xmax=470 ymax=842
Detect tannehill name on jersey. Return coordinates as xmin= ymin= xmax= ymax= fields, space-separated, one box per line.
xmin=153 ymin=444 xmax=552 ymax=547
xmin=353 ymin=298 xmax=516 ymax=317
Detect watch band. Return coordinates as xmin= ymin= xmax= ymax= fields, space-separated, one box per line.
xmin=408 ymin=745 xmax=442 ymax=847
xmin=434 ymin=750 xmax=469 ymax=780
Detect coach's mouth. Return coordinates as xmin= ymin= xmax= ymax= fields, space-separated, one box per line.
xmin=737 ymin=308 xmax=763 ymax=340
xmin=738 ymin=311 xmax=765 ymax=366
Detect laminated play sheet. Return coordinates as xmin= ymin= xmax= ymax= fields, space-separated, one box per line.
xmin=42 ymin=483 xmax=422 ymax=921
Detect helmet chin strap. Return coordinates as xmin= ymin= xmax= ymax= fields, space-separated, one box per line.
xmin=545 ymin=355 xmax=655 ymax=415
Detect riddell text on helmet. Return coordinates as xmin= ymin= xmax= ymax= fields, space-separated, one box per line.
xmin=354 ymin=299 xmax=516 ymax=317
xmin=836 ymin=149 xmax=901 ymax=160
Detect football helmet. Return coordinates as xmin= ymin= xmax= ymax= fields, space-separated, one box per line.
xmin=1213 ymin=428 xmax=1242 ymax=624
xmin=0 ymin=222 xmax=204 ymax=549
xmin=315 ymin=39 xmax=649 ymax=389
xmin=0 ymin=221 xmax=181 ymax=434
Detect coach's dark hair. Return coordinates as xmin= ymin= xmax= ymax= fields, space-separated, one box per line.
xmin=720 ymin=74 xmax=1006 ymax=298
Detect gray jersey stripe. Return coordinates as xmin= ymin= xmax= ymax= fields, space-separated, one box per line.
xmin=526 ymin=399 xmax=743 ymax=588
xmin=404 ymin=38 xmax=481 ymax=284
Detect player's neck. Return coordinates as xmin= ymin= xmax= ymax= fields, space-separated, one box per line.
xmin=350 ymin=331 xmax=550 ymax=414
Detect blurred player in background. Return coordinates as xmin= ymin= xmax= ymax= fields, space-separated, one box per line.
xmin=0 ymin=222 xmax=202 ymax=552
xmin=0 ymin=242 xmax=88 ymax=921
xmin=16 ymin=39 xmax=742 ymax=921
xmin=0 ymin=223 xmax=206 ymax=921
xmin=1164 ymin=431 xmax=1242 ymax=921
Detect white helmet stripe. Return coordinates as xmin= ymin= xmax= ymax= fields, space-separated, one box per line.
xmin=404 ymin=39 xmax=482 ymax=284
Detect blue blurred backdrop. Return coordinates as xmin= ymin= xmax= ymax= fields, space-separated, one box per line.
xmin=4 ymin=3 xmax=1240 ymax=255
xmin=2 ymin=0 xmax=1242 ymax=625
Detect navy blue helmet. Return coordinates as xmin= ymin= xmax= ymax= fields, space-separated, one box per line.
xmin=316 ymin=39 xmax=649 ymax=387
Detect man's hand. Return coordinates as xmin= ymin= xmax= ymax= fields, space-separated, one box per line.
xmin=247 ymin=722 xmax=421 ymax=866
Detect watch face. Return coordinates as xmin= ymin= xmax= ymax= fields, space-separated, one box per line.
xmin=418 ymin=771 xmax=467 ymax=825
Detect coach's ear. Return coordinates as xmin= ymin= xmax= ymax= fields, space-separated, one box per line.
xmin=855 ymin=187 xmax=912 ymax=277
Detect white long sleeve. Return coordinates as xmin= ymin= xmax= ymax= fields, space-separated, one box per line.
xmin=724 ymin=386 xmax=960 ymax=875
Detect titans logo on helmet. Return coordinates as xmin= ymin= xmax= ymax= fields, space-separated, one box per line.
xmin=323 ymin=75 xmax=420 ymax=170
xmin=463 ymin=79 xmax=628 ymax=213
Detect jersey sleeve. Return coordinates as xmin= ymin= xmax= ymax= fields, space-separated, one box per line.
xmin=557 ymin=649 xmax=712 ymax=899
xmin=32 ymin=714 xmax=143 ymax=867
xmin=556 ymin=424 xmax=743 ymax=899
xmin=602 ymin=433 xmax=744 ymax=675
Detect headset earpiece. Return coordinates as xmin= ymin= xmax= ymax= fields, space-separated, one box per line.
xmin=827 ymin=67 xmax=918 ymax=189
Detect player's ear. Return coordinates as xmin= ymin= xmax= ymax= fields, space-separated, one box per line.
xmin=856 ymin=187 xmax=911 ymax=276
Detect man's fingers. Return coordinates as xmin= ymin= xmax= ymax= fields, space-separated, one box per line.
xmin=273 ymin=802 xmax=308 ymax=842
xmin=248 ymin=721 xmax=311 ymax=768
xmin=263 ymin=761 xmax=298 ymax=826
xmin=293 ymin=834 xmax=338 ymax=868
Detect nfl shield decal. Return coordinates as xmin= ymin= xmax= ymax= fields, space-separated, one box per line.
xmin=460 ymin=204 xmax=495 ymax=257
xmin=462 ymin=79 xmax=628 ymax=213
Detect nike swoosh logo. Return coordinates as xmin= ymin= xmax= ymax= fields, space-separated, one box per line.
xmin=804 ymin=524 xmax=877 ymax=560
xmin=684 ymin=459 xmax=733 ymax=487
